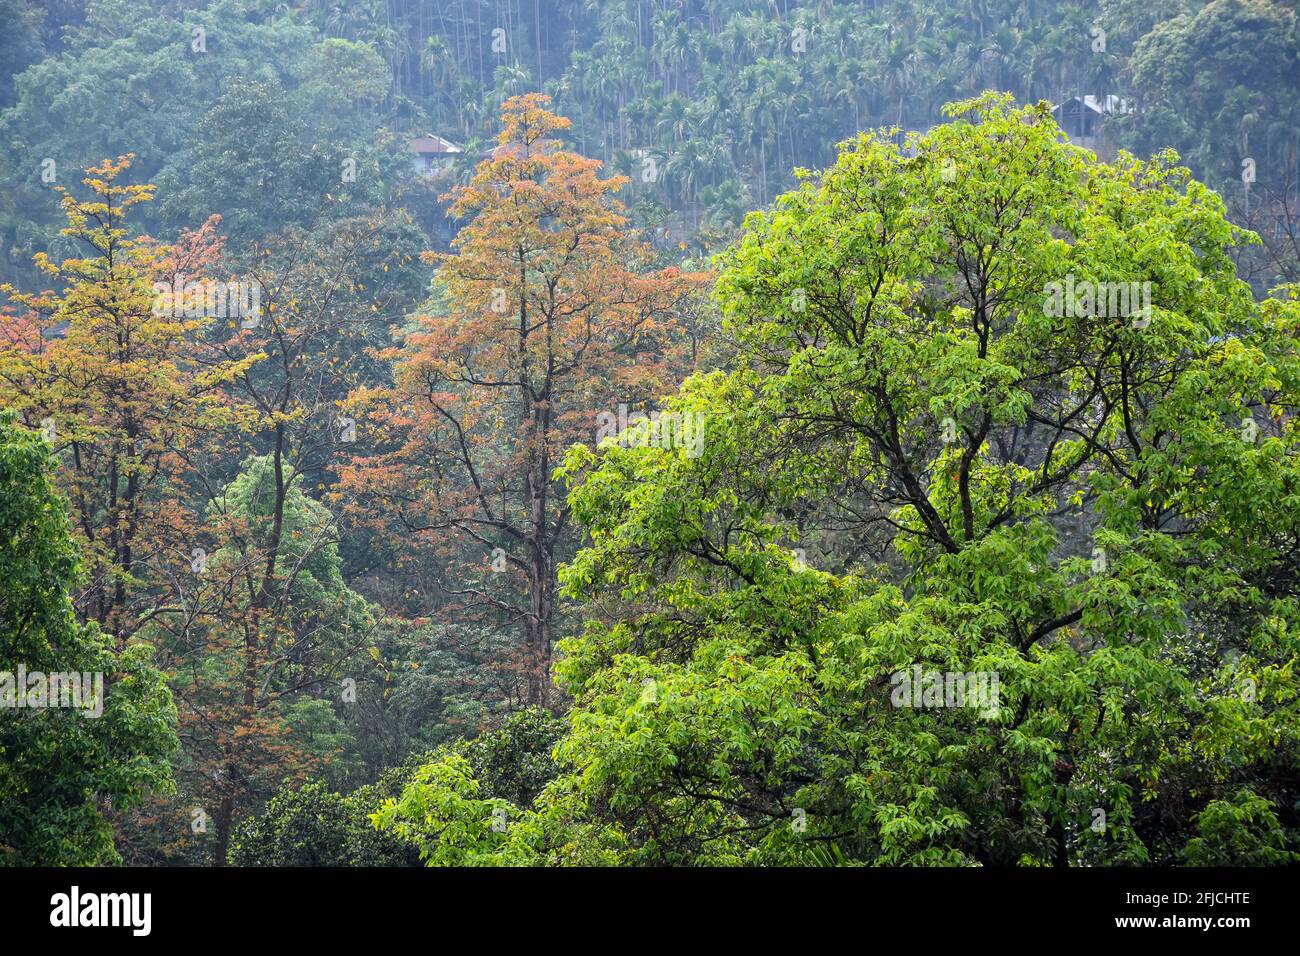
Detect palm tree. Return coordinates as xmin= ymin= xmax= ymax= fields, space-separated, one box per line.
xmin=655 ymin=95 xmax=692 ymax=145
xmin=881 ymin=37 xmax=918 ymax=130
xmin=421 ymin=35 xmax=454 ymax=94
xmin=493 ymin=63 xmax=532 ymax=101
xmin=664 ymin=139 xmax=706 ymax=209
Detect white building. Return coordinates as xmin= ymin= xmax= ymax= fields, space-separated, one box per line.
xmin=409 ymin=134 xmax=463 ymax=177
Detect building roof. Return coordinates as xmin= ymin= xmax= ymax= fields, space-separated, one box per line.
xmin=1053 ymin=94 xmax=1132 ymax=117
xmin=409 ymin=135 xmax=463 ymax=155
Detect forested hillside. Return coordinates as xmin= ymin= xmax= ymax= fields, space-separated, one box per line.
xmin=1 ymin=0 xmax=1298 ymax=871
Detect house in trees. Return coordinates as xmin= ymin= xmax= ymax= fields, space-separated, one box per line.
xmin=409 ymin=134 xmax=463 ymax=177
xmin=1052 ymin=95 xmax=1133 ymax=156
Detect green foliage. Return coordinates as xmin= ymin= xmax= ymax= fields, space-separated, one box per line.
xmin=238 ymin=708 xmax=563 ymax=866
xmin=1123 ymin=0 xmax=1299 ymax=192
xmin=1182 ymin=790 xmax=1299 ymax=865
xmin=209 ymin=455 xmax=365 ymax=620
xmin=230 ymin=777 xmax=418 ymax=867
xmin=1118 ymin=0 xmax=1300 ymax=287
xmin=370 ymin=708 xmax=566 ymax=866
xmin=0 ymin=0 xmax=316 ymax=276
xmin=0 ymin=0 xmax=43 ymax=108
xmin=162 ymin=77 xmax=383 ymax=251
xmin=0 ymin=412 xmax=178 ymax=865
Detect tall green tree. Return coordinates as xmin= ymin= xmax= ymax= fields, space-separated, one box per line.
xmin=0 ymin=412 xmax=178 ymax=865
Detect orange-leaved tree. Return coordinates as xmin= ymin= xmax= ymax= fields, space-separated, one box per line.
xmin=0 ymin=156 xmax=257 ymax=642
xmin=341 ymin=94 xmax=709 ymax=705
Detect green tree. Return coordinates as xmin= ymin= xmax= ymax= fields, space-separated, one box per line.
xmin=230 ymin=776 xmax=418 ymax=867
xmin=370 ymin=708 xmax=565 ymax=866
xmin=0 ymin=0 xmax=315 ymax=285
xmin=0 ymin=412 xmax=178 ymax=865
xmin=164 ymin=453 xmax=377 ymax=865
xmin=1123 ymin=0 xmax=1300 ymax=192
xmin=242 ymin=708 xmax=564 ymax=866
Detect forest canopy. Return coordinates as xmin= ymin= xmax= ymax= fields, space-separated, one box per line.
xmin=0 ymin=0 xmax=1297 ymax=871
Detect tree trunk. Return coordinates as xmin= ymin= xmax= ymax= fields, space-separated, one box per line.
xmin=213 ymin=794 xmax=233 ymax=867
xmin=525 ymin=461 xmax=555 ymax=706
xmin=1052 ymin=819 xmax=1070 ymax=867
